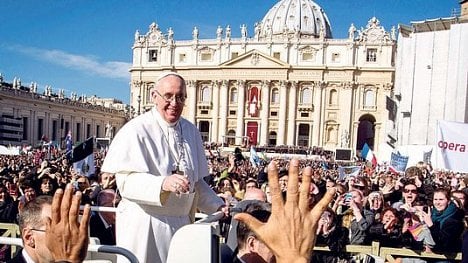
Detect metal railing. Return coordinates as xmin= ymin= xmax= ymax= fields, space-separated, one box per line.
xmin=0 ymin=212 xmax=462 ymax=263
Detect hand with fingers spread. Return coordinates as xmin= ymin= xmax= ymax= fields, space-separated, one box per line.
xmin=45 ymin=184 xmax=91 ymax=263
xmin=235 ymin=159 xmax=336 ymax=263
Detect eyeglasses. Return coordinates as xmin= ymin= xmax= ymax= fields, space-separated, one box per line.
xmin=403 ymin=189 xmax=418 ymax=194
xmin=30 ymin=228 xmax=46 ymax=232
xmin=154 ymin=89 xmax=186 ymax=104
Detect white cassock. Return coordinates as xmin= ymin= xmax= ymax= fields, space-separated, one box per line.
xmin=102 ymin=108 xmax=224 ymax=263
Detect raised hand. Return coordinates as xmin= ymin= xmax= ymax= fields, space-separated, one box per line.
xmin=45 ymin=184 xmax=91 ymax=263
xmin=235 ymin=159 xmax=335 ymax=263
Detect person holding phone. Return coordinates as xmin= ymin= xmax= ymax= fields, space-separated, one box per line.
xmin=419 ymin=188 xmax=464 ymax=253
xmin=339 ymin=190 xmax=374 ymax=245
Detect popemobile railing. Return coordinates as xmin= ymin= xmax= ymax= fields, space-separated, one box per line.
xmin=0 ymin=206 xmax=139 ymax=263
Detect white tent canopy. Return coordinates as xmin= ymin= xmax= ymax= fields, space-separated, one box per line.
xmin=0 ymin=145 xmax=20 ymax=155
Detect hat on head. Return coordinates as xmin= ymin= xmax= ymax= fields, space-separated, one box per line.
xmin=156 ymin=72 xmax=185 ymax=82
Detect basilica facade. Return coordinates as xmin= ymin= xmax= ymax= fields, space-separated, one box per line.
xmin=129 ymin=0 xmax=396 ymax=154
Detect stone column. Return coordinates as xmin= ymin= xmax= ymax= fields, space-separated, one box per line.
xmin=218 ymin=80 xmax=228 ymax=143
xmin=30 ymin=110 xmax=35 ymax=145
xmin=45 ymin=111 xmax=50 ymax=140
xmin=277 ymin=81 xmax=288 ymax=145
xmin=186 ymin=80 xmax=197 ymax=124
xmin=235 ymin=80 xmax=245 ymax=145
xmin=260 ymin=80 xmax=270 ymax=145
xmin=211 ymin=81 xmax=220 ymax=142
xmin=340 ymin=82 xmax=355 ymax=147
xmin=287 ymin=81 xmax=298 ymax=145
xmin=312 ymin=81 xmax=326 ymax=146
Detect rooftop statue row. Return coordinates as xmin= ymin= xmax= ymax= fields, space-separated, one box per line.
xmin=0 ymin=73 xmax=124 ymax=110
xmin=133 ymin=17 xmax=396 ymax=48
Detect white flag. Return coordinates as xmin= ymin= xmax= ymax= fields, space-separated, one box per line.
xmin=435 ymin=120 xmax=468 ymax=172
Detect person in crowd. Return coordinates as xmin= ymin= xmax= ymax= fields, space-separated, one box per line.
xmin=0 ymin=184 xmax=19 ymax=223
xmin=235 ymin=159 xmax=336 ymax=263
xmin=340 ymin=189 xmax=374 ymax=245
xmin=217 ymin=177 xmax=236 ymax=193
xmin=313 ymin=207 xmax=349 ymax=263
xmin=400 ymin=201 xmax=435 ymax=252
xmin=245 ymin=178 xmax=258 ymax=190
xmin=243 ymin=187 xmax=267 ymax=202
xmin=9 ymin=184 xmax=90 ymax=263
xmin=331 ymin=184 xmax=348 ymax=214
xmin=367 ymin=207 xmax=401 ymax=247
xmin=74 ymin=175 xmax=92 ymax=205
xmin=393 ymin=181 xmax=419 ymax=212
xmin=36 ymin=174 xmax=56 ymax=196
xmin=366 ymin=191 xmax=385 ymax=220
xmin=89 ymin=189 xmax=120 ymax=245
xmin=260 ymin=182 xmax=271 ymax=203
xmin=218 ymin=186 xmax=238 ymax=207
xmin=233 ymin=203 xmax=273 ymax=263
xmin=403 ymin=166 xmax=434 ymax=205
xmin=325 ymin=178 xmax=336 ymax=189
xmin=278 ymin=169 xmax=288 ymax=194
xmin=451 ymin=190 xmax=468 ymax=216
xmin=351 ymin=176 xmax=370 ymax=196
xmin=381 ymin=174 xmax=400 ymax=204
xmin=18 ymin=180 xmax=37 ymax=213
xmin=419 ymin=188 xmax=465 ymax=253
xmin=99 ymin=172 xmax=116 ymax=190
xmin=101 ymin=72 xmax=226 ymax=263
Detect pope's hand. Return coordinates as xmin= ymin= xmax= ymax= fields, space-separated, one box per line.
xmin=162 ymin=173 xmax=190 ymax=194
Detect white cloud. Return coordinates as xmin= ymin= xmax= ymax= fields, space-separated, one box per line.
xmin=9 ymin=45 xmax=131 ymax=80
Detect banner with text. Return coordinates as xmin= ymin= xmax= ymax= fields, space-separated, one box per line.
xmin=390 ymin=152 xmax=409 ymax=172
xmin=436 ymin=120 xmax=468 ymax=172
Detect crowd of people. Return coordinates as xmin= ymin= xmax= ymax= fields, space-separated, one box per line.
xmin=1 ymin=142 xmax=466 ymax=262
xmin=0 ymin=72 xmax=467 ymax=263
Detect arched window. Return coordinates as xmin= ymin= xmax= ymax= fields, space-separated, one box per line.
xmin=329 ymin=89 xmax=338 ymax=105
xmin=363 ymin=88 xmax=375 ymax=108
xmin=146 ymin=84 xmax=154 ymax=104
xmin=201 ymin=86 xmax=211 ymax=103
xmin=271 ymin=88 xmax=279 ymax=104
xmin=300 ymin=87 xmax=312 ymax=104
xmin=326 ymin=125 xmax=337 ymax=143
xmin=230 ymin=88 xmax=238 ymax=104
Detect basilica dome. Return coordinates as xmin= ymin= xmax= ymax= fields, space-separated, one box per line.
xmin=258 ymin=0 xmax=332 ymax=39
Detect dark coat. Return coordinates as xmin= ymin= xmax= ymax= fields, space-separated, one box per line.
xmin=367 ymin=222 xmax=402 ymax=248
xmin=429 ymin=208 xmax=465 ymax=253
xmin=6 ymin=249 xmax=26 ymax=263
xmin=89 ymin=212 xmax=115 ymax=245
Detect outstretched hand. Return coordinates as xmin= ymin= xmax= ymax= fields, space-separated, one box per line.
xmin=235 ymin=159 xmax=335 ymax=263
xmin=45 ymin=184 xmax=91 ymax=263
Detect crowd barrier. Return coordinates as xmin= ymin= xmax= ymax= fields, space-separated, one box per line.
xmin=314 ymin=242 xmax=462 ymax=262
xmin=0 ymin=222 xmax=462 ymax=263
xmin=0 ymin=223 xmax=20 ymax=258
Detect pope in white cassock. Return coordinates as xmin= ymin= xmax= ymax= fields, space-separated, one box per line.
xmin=101 ymin=73 xmax=225 ymax=263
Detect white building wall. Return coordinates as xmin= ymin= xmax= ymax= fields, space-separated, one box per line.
xmin=395 ymin=20 xmax=468 ymax=154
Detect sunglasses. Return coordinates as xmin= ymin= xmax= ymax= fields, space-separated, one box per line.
xmin=403 ymin=189 xmax=418 ymax=194
xmin=353 ymin=184 xmax=365 ymax=190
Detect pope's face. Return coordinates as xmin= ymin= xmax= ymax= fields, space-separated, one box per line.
xmin=151 ymin=75 xmax=186 ymax=124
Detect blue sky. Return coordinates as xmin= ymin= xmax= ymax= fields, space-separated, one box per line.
xmin=0 ymin=0 xmax=459 ymax=104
